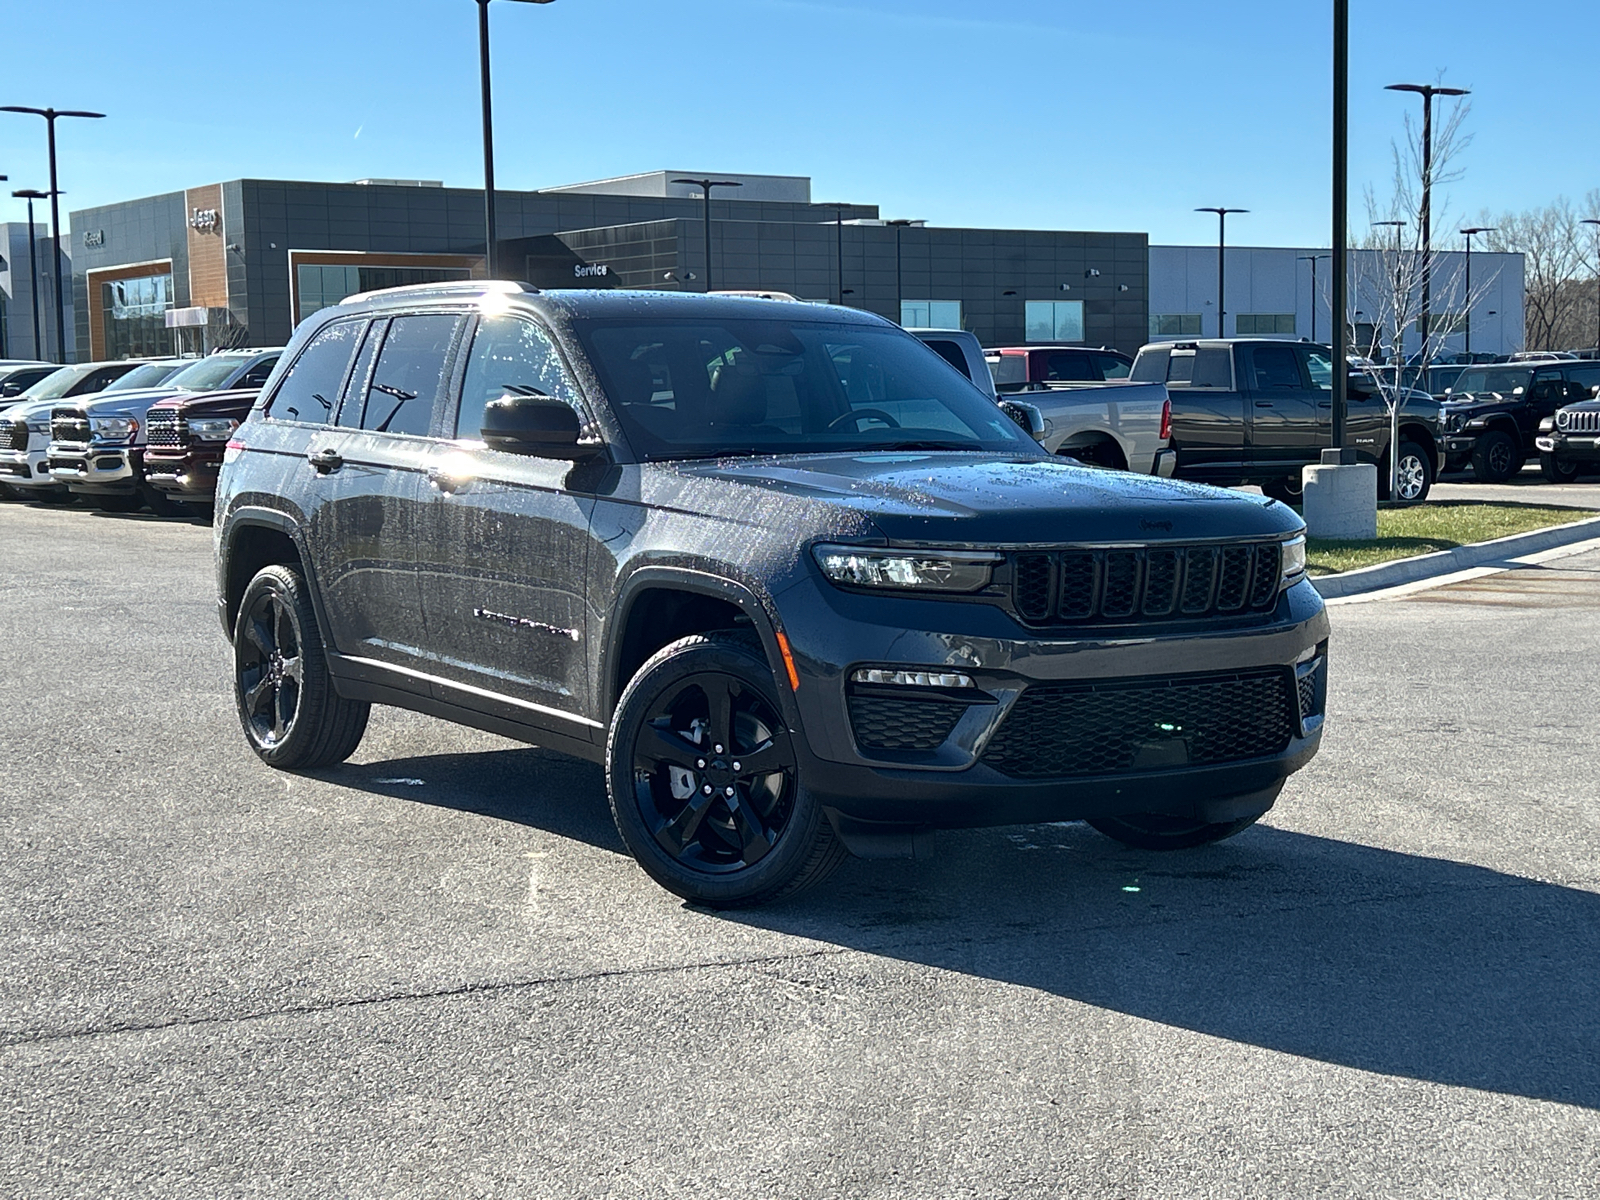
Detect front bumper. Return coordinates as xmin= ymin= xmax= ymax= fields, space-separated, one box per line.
xmin=144 ymin=448 xmax=223 ymax=497
xmin=0 ymin=447 xmax=66 ymax=491
xmin=49 ymin=445 xmax=140 ymax=494
xmin=776 ymin=573 xmax=1330 ymax=828
xmin=1444 ymin=435 xmax=1479 ymax=456
xmin=1538 ymin=433 xmax=1600 ymax=462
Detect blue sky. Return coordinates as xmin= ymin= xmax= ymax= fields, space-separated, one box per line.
xmin=1 ymin=0 xmax=1593 ymax=247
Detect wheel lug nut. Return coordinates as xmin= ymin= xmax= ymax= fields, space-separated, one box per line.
xmin=696 ymin=759 xmax=706 ymax=769
xmin=714 ymin=744 xmax=724 ymax=754
xmin=724 ymin=786 xmax=735 ymax=797
xmin=702 ymin=784 xmax=712 ymax=795
xmin=732 ymin=761 xmax=741 ymax=771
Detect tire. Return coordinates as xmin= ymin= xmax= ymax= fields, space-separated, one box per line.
xmin=233 ymin=564 xmax=370 ymax=770
xmin=606 ymin=630 xmax=847 ymax=907
xmin=1540 ymin=452 xmax=1581 ymax=483
xmin=1261 ymin=475 xmax=1304 ymax=505
xmin=1060 ymin=441 xmax=1128 ymax=471
xmin=141 ymin=484 xmax=183 ymax=517
xmin=94 ymin=492 xmax=144 ymax=514
xmin=33 ymin=488 xmax=76 ymax=506
xmin=1471 ymin=430 xmax=1519 ymax=484
xmin=1087 ymin=810 xmax=1263 ymax=851
xmin=1380 ymin=440 xmax=1433 ymax=502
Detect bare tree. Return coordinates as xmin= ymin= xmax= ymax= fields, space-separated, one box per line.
xmin=1476 ymin=190 xmax=1600 ymax=352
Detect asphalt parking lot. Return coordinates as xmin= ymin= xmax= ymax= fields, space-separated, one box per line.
xmin=3 ymin=502 xmax=1598 ymax=1199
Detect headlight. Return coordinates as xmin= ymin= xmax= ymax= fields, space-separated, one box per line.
xmin=89 ymin=416 xmax=138 ymax=442
xmin=188 ymin=417 xmax=239 ymax=442
xmin=813 ymin=545 xmax=1000 ymax=592
xmin=1281 ymin=535 xmax=1306 ymax=586
xmin=27 ymin=420 xmax=51 ymax=435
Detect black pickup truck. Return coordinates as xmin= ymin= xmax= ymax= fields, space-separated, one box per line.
xmin=1130 ymin=339 xmax=1444 ymax=503
xmin=1439 ymin=360 xmax=1600 ymax=482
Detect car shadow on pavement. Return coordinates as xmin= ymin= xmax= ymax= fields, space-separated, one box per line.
xmin=326 ymin=751 xmax=1600 ymax=1112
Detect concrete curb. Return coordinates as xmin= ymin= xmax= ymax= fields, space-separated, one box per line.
xmin=1310 ymin=513 xmax=1600 ymax=599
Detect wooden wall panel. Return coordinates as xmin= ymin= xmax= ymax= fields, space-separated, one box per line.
xmin=184 ymin=184 xmax=228 ymax=310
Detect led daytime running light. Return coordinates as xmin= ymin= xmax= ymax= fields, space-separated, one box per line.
xmin=851 ymin=668 xmax=975 ymax=689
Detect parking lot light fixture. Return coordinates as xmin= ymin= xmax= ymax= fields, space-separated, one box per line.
xmin=1385 ymin=82 xmax=1471 ymax=341
xmin=1459 ymin=227 xmax=1495 ymax=357
xmin=11 ymin=187 xmax=49 ymax=360
xmin=473 ymin=0 xmax=556 ymax=280
xmin=1582 ymin=219 xmax=1600 ymax=357
xmin=886 ymin=218 xmax=917 ymax=321
xmin=671 ymin=179 xmax=743 ymax=292
xmin=1 ymin=106 xmax=106 ymax=362
xmin=1196 ymin=207 xmax=1247 ymax=338
xmin=1297 ymin=254 xmax=1331 ymax=342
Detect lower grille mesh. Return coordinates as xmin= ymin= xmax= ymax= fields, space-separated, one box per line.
xmin=981 ymin=669 xmax=1296 ymax=779
xmin=849 ymin=695 xmax=967 ymax=751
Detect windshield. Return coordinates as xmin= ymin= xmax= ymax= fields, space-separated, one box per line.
xmin=1451 ymin=368 xmax=1533 ymax=396
xmin=574 ymin=318 xmax=1032 ymax=460
xmin=18 ymin=366 xmax=92 ymax=401
xmin=101 ymin=361 xmax=187 ymax=392
xmin=168 ymin=356 xmax=250 ymax=392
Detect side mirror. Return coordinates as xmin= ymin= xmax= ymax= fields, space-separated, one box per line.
xmin=998 ymin=399 xmax=1046 ymax=441
xmin=480 ymin=394 xmax=596 ymax=459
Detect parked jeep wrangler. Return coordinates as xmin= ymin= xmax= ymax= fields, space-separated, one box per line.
xmin=216 ymin=284 xmax=1328 ymax=906
xmin=1440 ymin=361 xmax=1600 ymax=482
xmin=1535 ymin=386 xmax=1600 ymax=481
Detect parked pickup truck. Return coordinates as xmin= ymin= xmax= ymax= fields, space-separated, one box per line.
xmin=1131 ymin=339 xmax=1444 ymax=502
xmin=1439 ymin=360 xmax=1600 ymax=482
xmin=143 ymin=387 xmax=261 ymax=509
xmin=913 ymin=330 xmax=1173 ymax=476
xmin=987 ymin=345 xmax=1133 ymax=390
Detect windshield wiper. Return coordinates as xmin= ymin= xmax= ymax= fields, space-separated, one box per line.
xmin=864 ymin=440 xmax=982 ymax=452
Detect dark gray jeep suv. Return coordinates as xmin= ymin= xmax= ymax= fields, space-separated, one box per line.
xmin=215 ymin=282 xmax=1328 ymax=906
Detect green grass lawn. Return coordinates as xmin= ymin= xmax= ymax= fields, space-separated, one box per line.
xmin=1306 ymin=502 xmax=1599 ymax=576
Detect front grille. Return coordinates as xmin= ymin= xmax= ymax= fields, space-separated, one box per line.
xmin=848 ymin=695 xmax=967 ymax=751
xmin=2 ymin=420 xmax=25 ymax=452
xmin=145 ymin=408 xmax=187 ymax=449
xmin=51 ymin=410 xmax=90 ymax=446
xmin=1557 ymin=408 xmax=1600 ymax=433
xmin=981 ymin=668 xmax=1296 ymax=779
xmin=1007 ymin=542 xmax=1282 ymax=626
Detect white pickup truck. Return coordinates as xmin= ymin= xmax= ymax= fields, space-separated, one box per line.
xmin=909 ymin=329 xmax=1174 ymax=476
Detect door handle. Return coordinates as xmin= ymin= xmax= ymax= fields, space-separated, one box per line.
xmin=1318 ymin=401 xmax=1332 ymax=409
xmin=308 ymin=447 xmax=343 ymax=474
xmin=1254 ymin=401 xmax=1274 ymax=408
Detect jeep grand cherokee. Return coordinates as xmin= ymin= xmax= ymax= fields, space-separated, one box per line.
xmin=215 ymin=283 xmax=1328 ymax=906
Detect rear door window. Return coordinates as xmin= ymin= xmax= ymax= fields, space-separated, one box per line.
xmin=1044 ymin=351 xmax=1096 ymax=381
xmin=357 ymin=314 xmax=462 ymax=437
xmin=267 ymin=320 xmax=365 ymax=424
xmin=1247 ymin=344 xmax=1305 ymax=391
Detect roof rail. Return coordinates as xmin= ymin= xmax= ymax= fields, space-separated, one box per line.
xmin=338 ymin=279 xmax=540 ymax=306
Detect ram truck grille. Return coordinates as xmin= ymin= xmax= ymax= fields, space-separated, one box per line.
xmin=145 ymin=409 xmax=187 ymax=449
xmin=2 ymin=420 xmax=25 ymax=452
xmin=51 ymin=410 xmax=91 ymax=447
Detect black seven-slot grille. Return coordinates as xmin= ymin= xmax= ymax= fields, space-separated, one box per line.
xmin=1010 ymin=542 xmax=1281 ymax=625
xmin=145 ymin=408 xmax=186 ymax=449
xmin=981 ymin=668 xmax=1296 ymax=779
xmin=51 ymin=410 xmax=91 ymax=446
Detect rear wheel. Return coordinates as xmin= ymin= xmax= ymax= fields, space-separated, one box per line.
xmin=606 ymin=631 xmax=846 ymax=907
xmin=1380 ymin=440 xmax=1434 ymax=502
xmin=233 ymin=564 xmax=370 ymax=769
xmin=1087 ymin=811 xmax=1263 ymax=850
xmin=1540 ymin=452 xmax=1581 ymax=483
xmin=1471 ymin=430 xmax=1520 ymax=483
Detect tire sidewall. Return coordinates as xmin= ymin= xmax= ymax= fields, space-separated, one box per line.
xmin=233 ymin=565 xmax=328 ymax=768
xmin=1473 ymin=431 xmax=1517 ymax=483
xmin=605 ymin=634 xmax=827 ymax=906
xmin=1393 ymin=440 xmax=1433 ymax=502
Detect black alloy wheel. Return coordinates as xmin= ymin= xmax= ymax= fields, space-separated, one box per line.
xmin=1088 ymin=810 xmax=1263 ymax=850
xmin=1540 ymin=452 xmax=1581 ymax=483
xmin=232 ymin=564 xmax=369 ymax=769
xmin=607 ymin=631 xmax=845 ymax=906
xmin=1471 ymin=430 xmax=1520 ymax=484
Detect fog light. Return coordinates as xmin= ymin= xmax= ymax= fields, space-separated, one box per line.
xmin=851 ymin=668 xmax=975 ymax=689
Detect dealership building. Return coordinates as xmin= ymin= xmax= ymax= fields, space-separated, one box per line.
xmin=64 ymin=169 xmax=1523 ymax=364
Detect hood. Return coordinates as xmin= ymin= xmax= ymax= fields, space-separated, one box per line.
xmin=149 ymin=388 xmax=258 ymax=418
xmin=1 ymin=398 xmax=62 ymax=424
xmin=73 ymin=386 xmax=189 ymax=416
xmin=671 ymin=451 xmax=1302 ymax=545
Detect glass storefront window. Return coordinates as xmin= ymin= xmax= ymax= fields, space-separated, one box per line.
xmin=1236 ymin=313 xmax=1297 ymax=335
xmin=296 ymin=263 xmax=473 ymax=325
xmin=900 ymin=300 xmax=961 ymax=329
xmin=1149 ymin=314 xmax=1203 ymax=338
xmin=1025 ymin=300 xmax=1084 ymax=343
xmin=102 ymin=273 xmax=175 ymax=359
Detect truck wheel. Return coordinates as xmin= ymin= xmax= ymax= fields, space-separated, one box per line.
xmin=94 ymin=493 xmax=144 ymax=514
xmin=33 ymin=489 xmax=76 ymax=506
xmin=1261 ymin=475 xmax=1303 ymax=505
xmin=1471 ymin=431 xmax=1519 ymax=483
xmin=1380 ymin=441 xmax=1433 ymax=502
xmin=1087 ymin=811 xmax=1262 ymax=850
xmin=233 ymin=564 xmax=370 ymax=769
xmin=606 ymin=630 xmax=846 ymax=908
xmin=141 ymin=485 xmax=183 ymax=518
xmin=1540 ymin=453 xmax=1581 ymax=483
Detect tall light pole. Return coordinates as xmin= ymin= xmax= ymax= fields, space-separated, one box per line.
xmin=1582 ymin=219 xmax=1600 ymax=357
xmin=1372 ymin=219 xmax=1405 ymax=363
xmin=1385 ymin=82 xmax=1470 ymax=343
xmin=672 ymin=178 xmax=743 ymax=292
xmin=12 ymin=187 xmax=48 ymax=360
xmin=1195 ymin=206 xmax=1247 ymax=338
xmin=1331 ymin=0 xmax=1349 ymax=450
xmin=1 ymin=106 xmax=105 ymax=362
xmin=887 ymin=218 xmax=916 ymax=322
xmin=1297 ymin=252 xmax=1331 ymax=341
xmin=1459 ymin=226 xmax=1495 ymax=358
xmin=818 ymin=202 xmax=852 ymax=305
xmin=474 ymin=0 xmax=555 ymax=280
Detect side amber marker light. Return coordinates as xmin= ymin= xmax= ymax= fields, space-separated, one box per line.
xmin=774 ymin=630 xmax=800 ymax=692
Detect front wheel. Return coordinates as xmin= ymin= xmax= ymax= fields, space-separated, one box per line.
xmin=141 ymin=484 xmax=183 ymax=517
xmin=233 ymin=564 xmax=370 ymax=769
xmin=1087 ymin=811 xmax=1263 ymax=850
xmin=606 ymin=631 xmax=846 ymax=907
xmin=1261 ymin=474 xmax=1304 ymax=505
xmin=94 ymin=492 xmax=144 ymax=514
xmin=1540 ymin=452 xmax=1581 ymax=483
xmin=1471 ymin=430 xmax=1520 ymax=483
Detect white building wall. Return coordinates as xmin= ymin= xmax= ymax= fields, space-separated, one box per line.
xmin=1150 ymin=244 xmax=1525 ymax=356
